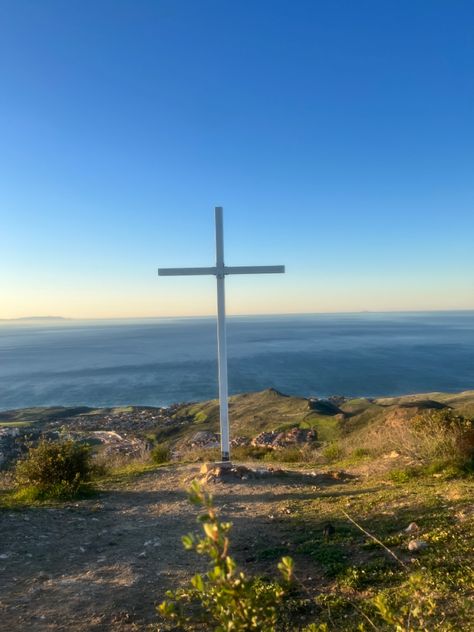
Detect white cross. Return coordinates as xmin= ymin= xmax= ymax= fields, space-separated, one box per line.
xmin=158 ymin=207 xmax=285 ymax=462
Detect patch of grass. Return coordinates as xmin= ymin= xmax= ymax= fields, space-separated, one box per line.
xmin=0 ymin=421 xmax=32 ymax=427
xmin=231 ymin=445 xmax=270 ymax=461
xmin=97 ymin=460 xmax=167 ymax=486
xmin=187 ymin=447 xmax=221 ymax=462
xmin=423 ymin=456 xmax=474 ymax=479
xmin=256 ymin=546 xmax=290 ymax=561
xmin=389 ymin=467 xmax=420 ymax=483
xmin=9 ymin=482 xmax=95 ymax=505
xmin=344 ymin=397 xmax=372 ymax=408
xmin=151 ymin=442 xmax=171 ymax=464
xmin=264 ymin=447 xmax=305 ymax=464
xmin=352 ymin=447 xmax=370 ymax=459
xmin=337 ymin=560 xmax=398 ymax=590
xmin=282 ymin=473 xmax=474 ymax=631
xmin=300 ymin=414 xmax=342 ymax=442
xmin=322 ymin=441 xmax=344 ymax=461
xmin=296 ymin=539 xmax=349 ymax=576
xmin=111 ymin=406 xmax=134 ymax=414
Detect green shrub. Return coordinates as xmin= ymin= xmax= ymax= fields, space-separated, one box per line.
xmin=15 ymin=439 xmax=94 ymax=500
xmin=158 ymin=481 xmax=296 ymax=631
xmin=352 ymin=447 xmax=370 ymax=459
xmin=412 ymin=410 xmax=474 ymax=462
xmin=322 ymin=441 xmax=343 ymax=461
xmin=231 ymin=445 xmax=270 ymax=461
xmin=371 ymin=572 xmax=443 ymax=631
xmin=263 ymin=447 xmax=304 ymax=463
xmin=423 ymin=455 xmax=474 ymax=479
xmin=367 ymin=409 xmax=474 ymax=469
xmin=389 ymin=467 xmax=419 ymax=483
xmin=151 ymin=442 xmax=171 ymax=464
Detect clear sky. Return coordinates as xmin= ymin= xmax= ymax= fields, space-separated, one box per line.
xmin=1 ymin=0 xmax=473 ymax=318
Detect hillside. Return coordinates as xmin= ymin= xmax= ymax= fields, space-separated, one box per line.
xmin=2 ymin=387 xmax=474 ymax=471
xmin=166 ymin=387 xmax=474 ymax=450
xmin=0 ymin=388 xmax=473 ymax=630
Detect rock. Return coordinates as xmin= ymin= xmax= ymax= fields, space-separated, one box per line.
xmin=322 ymin=523 xmax=335 ymax=540
xmin=408 ymin=539 xmax=428 ymax=552
xmin=383 ymin=450 xmax=400 ymax=459
xmin=251 ymin=427 xmax=317 ymax=449
xmin=230 ymin=436 xmax=251 ymax=447
xmin=190 ymin=431 xmax=219 ymax=448
xmin=199 ymin=462 xmax=212 ymax=474
xmin=404 ymin=522 xmax=420 ymax=533
xmin=327 ymin=470 xmax=348 ymax=480
xmin=200 ymin=464 xmax=257 ymax=483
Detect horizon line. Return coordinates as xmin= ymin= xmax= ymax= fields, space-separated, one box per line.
xmin=2 ymin=307 xmax=474 ymax=322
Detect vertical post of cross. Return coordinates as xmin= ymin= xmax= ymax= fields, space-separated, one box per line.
xmin=214 ymin=207 xmax=230 ymax=461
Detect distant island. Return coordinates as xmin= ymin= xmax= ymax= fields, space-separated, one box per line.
xmin=0 ymin=316 xmax=69 ymax=322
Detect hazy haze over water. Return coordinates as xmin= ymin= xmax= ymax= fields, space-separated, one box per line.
xmin=0 ymin=312 xmax=473 ymax=410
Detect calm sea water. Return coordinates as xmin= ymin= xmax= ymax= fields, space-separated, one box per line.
xmin=0 ymin=312 xmax=473 ymax=411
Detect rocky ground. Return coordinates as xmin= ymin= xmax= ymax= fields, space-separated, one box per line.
xmin=0 ymin=406 xmax=179 ymax=468
xmin=0 ymin=464 xmax=353 ymax=631
xmin=1 ymin=389 xmax=473 ymax=630
xmin=1 ymin=461 xmax=473 ymax=631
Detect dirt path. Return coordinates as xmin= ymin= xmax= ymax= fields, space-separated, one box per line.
xmin=0 ymin=465 xmax=354 ymax=631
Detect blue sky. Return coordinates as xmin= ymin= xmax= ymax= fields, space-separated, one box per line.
xmin=1 ymin=0 xmax=473 ymax=318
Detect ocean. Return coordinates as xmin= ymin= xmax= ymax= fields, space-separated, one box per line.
xmin=0 ymin=311 xmax=473 ymax=411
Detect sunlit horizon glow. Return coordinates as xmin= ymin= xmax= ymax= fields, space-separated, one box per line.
xmin=2 ymin=281 xmax=474 ymax=321
xmin=1 ymin=2 xmax=473 ymax=319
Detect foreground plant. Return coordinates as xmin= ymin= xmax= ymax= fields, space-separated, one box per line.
xmin=158 ymin=480 xmax=296 ymax=631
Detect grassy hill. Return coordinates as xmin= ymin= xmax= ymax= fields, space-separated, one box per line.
xmin=2 ymin=388 xmax=473 ymax=473
xmin=172 ymin=388 xmax=343 ymax=442
xmin=167 ymin=387 xmax=474 ymax=448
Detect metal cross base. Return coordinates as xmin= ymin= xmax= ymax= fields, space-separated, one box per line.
xmin=212 ymin=460 xmax=233 ymax=469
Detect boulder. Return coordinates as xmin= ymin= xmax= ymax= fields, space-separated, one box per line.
xmin=230 ymin=436 xmax=251 ymax=447
xmin=251 ymin=427 xmax=317 ymax=449
xmin=190 ymin=431 xmax=219 ymax=448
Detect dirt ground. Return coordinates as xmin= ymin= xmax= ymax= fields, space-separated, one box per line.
xmin=0 ymin=465 xmax=354 ymax=631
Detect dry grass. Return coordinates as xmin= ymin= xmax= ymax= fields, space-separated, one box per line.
xmin=351 ymin=408 xmax=474 ymax=466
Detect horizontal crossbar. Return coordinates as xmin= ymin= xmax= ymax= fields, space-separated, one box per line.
xmin=158 ymin=267 xmax=217 ymax=276
xmin=224 ymin=265 xmax=285 ymax=275
xmin=158 ymin=264 xmax=285 ymax=277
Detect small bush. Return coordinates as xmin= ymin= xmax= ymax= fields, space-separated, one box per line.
xmin=15 ymin=439 xmax=94 ymax=500
xmin=352 ymin=447 xmax=370 ymax=459
xmin=322 ymin=441 xmax=343 ymax=461
xmin=365 ymin=409 xmax=474 ymax=470
xmin=231 ymin=445 xmax=270 ymax=461
xmin=151 ymin=442 xmax=171 ymax=464
xmin=423 ymin=455 xmax=474 ymax=479
xmin=389 ymin=467 xmax=419 ymax=483
xmin=263 ymin=447 xmax=304 ymax=463
xmin=190 ymin=447 xmax=221 ymax=462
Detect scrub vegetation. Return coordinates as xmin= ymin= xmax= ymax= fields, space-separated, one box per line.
xmin=0 ymin=388 xmax=473 ymax=630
